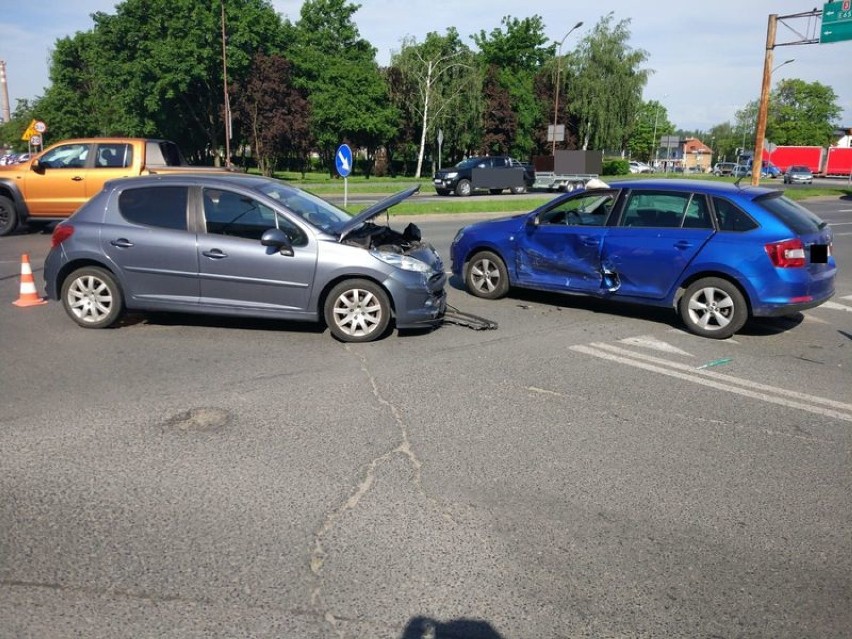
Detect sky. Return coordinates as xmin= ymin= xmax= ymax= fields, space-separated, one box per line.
xmin=1 ymin=1 xmax=850 ymax=136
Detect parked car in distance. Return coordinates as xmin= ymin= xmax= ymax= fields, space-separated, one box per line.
xmin=731 ymin=164 xmax=751 ymax=178
xmin=450 ymin=178 xmax=836 ymax=339
xmin=629 ymin=161 xmax=653 ymax=174
xmin=783 ymin=165 xmax=814 ymax=184
xmin=44 ymin=174 xmax=447 ymax=343
xmin=713 ymin=162 xmax=736 ymax=176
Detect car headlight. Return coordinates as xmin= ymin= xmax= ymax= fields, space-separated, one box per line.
xmin=452 ymin=228 xmax=465 ymax=245
xmin=445 ymin=171 xmax=458 ymax=179
xmin=370 ymin=249 xmax=431 ymax=273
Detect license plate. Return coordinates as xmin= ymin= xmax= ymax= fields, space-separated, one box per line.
xmin=433 ymin=179 xmax=442 ymax=185
xmin=810 ymin=244 xmax=828 ymax=263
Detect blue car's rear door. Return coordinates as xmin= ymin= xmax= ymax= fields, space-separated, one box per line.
xmin=603 ymin=189 xmax=714 ymax=300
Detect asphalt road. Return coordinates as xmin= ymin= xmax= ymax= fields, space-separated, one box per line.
xmin=1 ymin=197 xmax=850 ymax=638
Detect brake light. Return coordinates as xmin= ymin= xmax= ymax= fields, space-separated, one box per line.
xmin=51 ymin=225 xmax=74 ymax=248
xmin=765 ymin=238 xmax=805 ymax=268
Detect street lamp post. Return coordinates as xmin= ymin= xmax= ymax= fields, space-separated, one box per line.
xmin=651 ymin=94 xmax=668 ymax=169
xmin=551 ymin=21 xmax=583 ymax=156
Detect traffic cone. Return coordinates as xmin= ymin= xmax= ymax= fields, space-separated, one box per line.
xmin=12 ymin=254 xmax=47 ymax=307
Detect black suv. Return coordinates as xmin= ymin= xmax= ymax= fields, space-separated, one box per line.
xmin=433 ymin=156 xmax=535 ymax=196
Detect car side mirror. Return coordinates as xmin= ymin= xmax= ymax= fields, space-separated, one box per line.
xmin=526 ymin=213 xmax=540 ymax=227
xmin=260 ymin=228 xmax=294 ymax=257
xmin=30 ymin=159 xmax=45 ymax=174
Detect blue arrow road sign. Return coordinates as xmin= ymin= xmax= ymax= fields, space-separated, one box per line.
xmin=335 ymin=144 xmax=353 ymax=177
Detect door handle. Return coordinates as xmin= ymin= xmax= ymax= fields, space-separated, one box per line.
xmin=110 ymin=238 xmax=134 ymax=248
xmin=674 ymin=240 xmax=694 ymax=249
xmin=202 ymin=249 xmax=228 ymax=259
xmin=71 ymin=176 xmax=83 ymax=181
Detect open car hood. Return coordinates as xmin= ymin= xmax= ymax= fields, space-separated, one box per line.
xmin=337 ymin=185 xmax=420 ymax=241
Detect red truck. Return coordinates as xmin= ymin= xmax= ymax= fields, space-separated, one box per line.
xmin=766 ymin=145 xmax=852 ymax=177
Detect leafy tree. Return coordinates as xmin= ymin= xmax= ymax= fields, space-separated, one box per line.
xmin=480 ymin=65 xmax=517 ymax=155
xmin=390 ymin=29 xmax=477 ymax=177
xmin=566 ymin=13 xmax=650 ymax=152
xmin=230 ymin=54 xmax=311 ymax=176
xmin=473 ymin=15 xmax=552 ymax=159
xmin=706 ymin=121 xmax=739 ymax=163
xmin=628 ymin=100 xmax=673 ymax=162
xmin=767 ymin=79 xmax=841 ymax=146
xmin=37 ymin=0 xmax=288 ymax=162
xmin=285 ymin=0 xmax=397 ymax=177
xmin=735 ymin=99 xmax=758 ymax=155
xmin=0 ymin=100 xmax=37 ymax=150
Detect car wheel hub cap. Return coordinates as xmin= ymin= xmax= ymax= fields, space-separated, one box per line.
xmin=334 ymin=289 xmax=381 ymax=336
xmin=689 ymin=287 xmax=732 ymax=330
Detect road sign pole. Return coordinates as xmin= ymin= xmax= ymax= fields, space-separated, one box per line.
xmin=344 ymin=177 xmax=348 ymax=209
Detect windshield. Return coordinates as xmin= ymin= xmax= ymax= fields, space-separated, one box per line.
xmin=253 ymin=181 xmax=351 ymax=234
xmin=455 ymin=157 xmax=484 ymax=169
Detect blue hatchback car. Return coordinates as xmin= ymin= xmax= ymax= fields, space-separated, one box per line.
xmin=450 ymin=179 xmax=836 ymax=339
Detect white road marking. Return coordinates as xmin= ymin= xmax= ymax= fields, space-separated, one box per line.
xmin=618 ymin=335 xmax=693 ymax=357
xmin=821 ymin=301 xmax=852 ymax=313
xmin=840 ymin=295 xmax=852 ymax=301
xmin=570 ymin=343 xmax=852 ymax=422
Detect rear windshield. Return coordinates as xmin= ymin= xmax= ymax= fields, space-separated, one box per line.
xmin=756 ymin=192 xmax=826 ymax=235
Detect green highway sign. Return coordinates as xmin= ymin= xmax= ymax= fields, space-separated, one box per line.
xmin=821 ymin=1 xmax=852 ymax=43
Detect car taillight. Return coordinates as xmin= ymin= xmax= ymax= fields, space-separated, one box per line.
xmin=765 ymin=238 xmax=805 ymax=268
xmin=51 ymin=225 xmax=74 ymax=248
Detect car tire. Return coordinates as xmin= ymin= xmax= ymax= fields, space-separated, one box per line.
xmin=61 ymin=266 xmax=125 ymax=329
xmin=455 ymin=179 xmax=472 ymax=197
xmin=679 ymin=277 xmax=747 ymax=339
xmin=0 ymin=195 xmax=19 ymax=237
xmin=465 ymin=250 xmax=509 ymax=300
xmin=510 ymin=185 xmax=527 ymax=194
xmin=324 ymin=279 xmax=391 ymax=343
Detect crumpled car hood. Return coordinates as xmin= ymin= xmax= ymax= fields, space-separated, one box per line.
xmin=337 ymin=185 xmax=420 ymax=242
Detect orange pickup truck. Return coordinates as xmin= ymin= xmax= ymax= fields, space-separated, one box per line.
xmin=0 ymin=137 xmax=232 ymax=236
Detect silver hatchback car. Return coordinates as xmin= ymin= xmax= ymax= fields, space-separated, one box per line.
xmin=44 ymin=174 xmax=446 ymax=342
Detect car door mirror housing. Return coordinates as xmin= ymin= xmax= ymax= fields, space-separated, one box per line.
xmin=260 ymin=228 xmax=294 ymax=256
xmin=31 ymin=159 xmax=45 ymax=174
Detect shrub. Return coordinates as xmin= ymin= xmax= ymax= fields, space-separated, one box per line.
xmin=602 ymin=158 xmax=630 ymax=176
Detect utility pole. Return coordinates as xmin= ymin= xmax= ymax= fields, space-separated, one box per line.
xmin=221 ymin=1 xmax=232 ymax=167
xmin=751 ymin=14 xmax=776 ymax=187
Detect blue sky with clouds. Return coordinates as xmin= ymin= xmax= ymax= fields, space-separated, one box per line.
xmin=2 ymin=1 xmax=850 ymax=134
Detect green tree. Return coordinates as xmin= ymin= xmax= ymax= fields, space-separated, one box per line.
xmin=0 ymin=99 xmax=37 ymax=150
xmin=735 ymin=99 xmax=758 ymax=155
xmin=285 ymin=0 xmax=397 ymax=177
xmin=566 ymin=13 xmax=650 ymax=152
xmin=767 ymin=79 xmax=841 ymax=146
xmin=706 ymin=121 xmax=739 ymax=163
xmin=627 ymin=100 xmax=672 ymax=162
xmin=37 ymin=0 xmax=288 ymax=162
xmin=390 ymin=29 xmax=477 ymax=177
xmin=473 ymin=15 xmax=553 ymax=159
